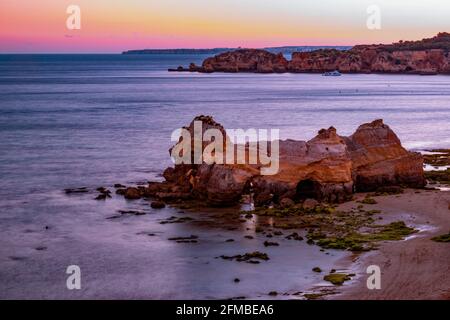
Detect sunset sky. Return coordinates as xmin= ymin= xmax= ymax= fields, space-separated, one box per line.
xmin=1 ymin=0 xmax=449 ymax=53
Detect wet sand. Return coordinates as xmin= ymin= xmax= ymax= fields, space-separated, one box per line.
xmin=333 ymin=189 xmax=450 ymax=300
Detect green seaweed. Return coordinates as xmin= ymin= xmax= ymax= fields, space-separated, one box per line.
xmin=220 ymin=251 xmax=269 ymax=263
xmin=359 ymin=197 xmax=377 ymax=205
xmin=366 ymin=221 xmax=417 ymax=241
xmin=423 ymin=149 xmax=450 ymax=166
xmin=425 ymin=169 xmax=450 ymax=185
xmin=250 ymin=204 xmax=335 ymax=217
xmin=323 ymin=273 xmax=352 ymax=285
xmin=304 ymin=293 xmax=326 ymax=300
xmin=316 ymin=221 xmax=416 ymax=251
xmin=431 ymin=232 xmax=450 ymax=242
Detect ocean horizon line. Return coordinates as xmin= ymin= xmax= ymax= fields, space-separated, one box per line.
xmin=0 ymin=45 xmax=353 ymax=55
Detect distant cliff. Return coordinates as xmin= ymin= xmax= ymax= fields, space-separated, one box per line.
xmin=123 ymin=46 xmax=350 ymax=55
xmin=171 ymin=33 xmax=450 ymax=75
xmin=122 ymin=48 xmax=233 ymax=55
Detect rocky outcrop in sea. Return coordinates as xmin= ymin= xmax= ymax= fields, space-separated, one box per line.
xmin=171 ymin=33 xmax=450 ymax=75
xmin=117 ymin=116 xmax=425 ymax=207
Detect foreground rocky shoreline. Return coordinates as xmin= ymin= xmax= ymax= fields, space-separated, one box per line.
xmin=59 ymin=119 xmax=449 ymax=299
xmin=170 ymin=33 xmax=450 ymax=75
xmin=111 ymin=115 xmax=425 ymax=209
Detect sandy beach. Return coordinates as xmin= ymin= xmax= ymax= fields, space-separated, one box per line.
xmin=332 ymin=189 xmax=450 ymax=300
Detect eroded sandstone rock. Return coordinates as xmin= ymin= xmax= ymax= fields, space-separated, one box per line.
xmin=125 ymin=116 xmax=424 ymax=207
xmin=200 ymin=49 xmax=289 ymax=73
xmin=344 ymin=119 xmax=425 ymax=191
xmin=173 ymin=33 xmax=450 ymax=74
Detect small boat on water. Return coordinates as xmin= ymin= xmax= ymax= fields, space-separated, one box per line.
xmin=322 ymin=70 xmax=342 ymax=76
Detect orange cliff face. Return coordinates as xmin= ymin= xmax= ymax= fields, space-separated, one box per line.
xmin=173 ymin=33 xmax=450 ymax=75
xmin=344 ymin=120 xmax=425 ymax=192
xmin=117 ymin=116 xmax=425 ymax=207
xmin=200 ymin=49 xmax=289 ymax=73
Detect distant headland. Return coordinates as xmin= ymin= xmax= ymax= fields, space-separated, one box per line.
xmin=122 ymin=46 xmax=351 ymax=55
xmin=167 ymin=33 xmax=450 ymax=75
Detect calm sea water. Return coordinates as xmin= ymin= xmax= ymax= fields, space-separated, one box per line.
xmin=0 ymin=54 xmax=449 ymax=299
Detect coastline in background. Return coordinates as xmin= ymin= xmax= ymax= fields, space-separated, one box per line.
xmin=122 ymin=46 xmax=351 ymax=55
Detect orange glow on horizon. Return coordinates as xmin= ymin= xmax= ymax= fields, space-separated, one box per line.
xmin=1 ymin=0 xmax=449 ymax=52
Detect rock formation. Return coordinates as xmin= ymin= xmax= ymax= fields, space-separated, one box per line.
xmin=120 ymin=116 xmax=425 ymax=207
xmin=344 ymin=120 xmax=425 ymax=191
xmin=171 ymin=33 xmax=450 ymax=75
xmin=201 ymin=49 xmax=289 ymax=73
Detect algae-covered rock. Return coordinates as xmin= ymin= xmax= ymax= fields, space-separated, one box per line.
xmin=220 ymin=251 xmax=270 ymax=263
xmin=431 ymin=232 xmax=450 ymax=242
xmin=316 ymin=221 xmax=417 ymax=251
xmin=360 ymin=197 xmax=377 ymax=205
xmin=323 ymin=273 xmax=352 ymax=285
